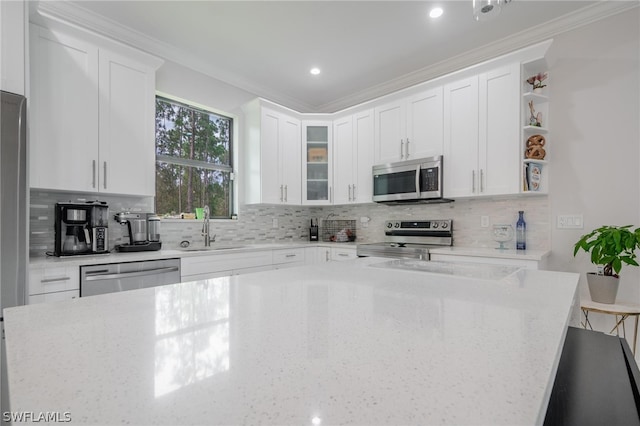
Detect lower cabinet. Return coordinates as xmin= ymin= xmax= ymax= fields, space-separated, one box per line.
xmin=429 ymin=253 xmax=542 ymax=270
xmin=330 ymin=247 xmax=358 ymax=261
xmin=28 ymin=265 xmax=80 ymax=304
xmin=181 ymin=250 xmax=273 ymax=282
xmin=305 ymin=246 xmax=358 ymax=264
xmin=272 ymin=248 xmax=306 ymax=269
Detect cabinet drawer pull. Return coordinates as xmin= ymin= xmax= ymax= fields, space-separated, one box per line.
xmin=41 ymin=276 xmax=71 ymax=283
xmin=285 ymin=254 xmax=297 ymax=258
xmin=472 ymin=170 xmax=476 ymax=193
xmin=338 ymin=253 xmax=349 ymax=257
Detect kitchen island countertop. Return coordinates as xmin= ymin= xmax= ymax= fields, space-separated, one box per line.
xmin=5 ymin=258 xmax=578 ymax=425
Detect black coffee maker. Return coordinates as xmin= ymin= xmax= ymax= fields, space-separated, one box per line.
xmin=54 ymin=201 xmax=109 ymax=256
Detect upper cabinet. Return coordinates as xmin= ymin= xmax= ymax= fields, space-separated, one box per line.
xmin=374 ymin=88 xmax=443 ymax=164
xmin=443 ymin=63 xmax=520 ymax=198
xmin=243 ymin=100 xmax=302 ymax=205
xmin=302 ymin=121 xmax=332 ymax=205
xmin=333 ymin=109 xmax=374 ymax=204
xmin=29 ymin=24 xmax=162 ymax=196
xmin=1 ymin=0 xmax=26 ymax=94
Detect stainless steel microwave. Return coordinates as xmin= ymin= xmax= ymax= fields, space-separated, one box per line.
xmin=372 ymin=155 xmax=450 ymax=203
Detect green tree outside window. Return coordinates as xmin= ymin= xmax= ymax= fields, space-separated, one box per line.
xmin=155 ymin=97 xmax=234 ymax=218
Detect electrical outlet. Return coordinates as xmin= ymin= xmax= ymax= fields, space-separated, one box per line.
xmin=481 ymin=216 xmax=489 ymax=228
xmin=557 ymin=214 xmax=584 ymax=229
xmin=272 ymin=218 xmax=278 ymax=228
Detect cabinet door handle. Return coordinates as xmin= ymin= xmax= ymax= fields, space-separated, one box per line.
xmin=472 ymin=170 xmax=476 ymax=193
xmin=353 ymin=184 xmax=357 ymax=201
xmin=480 ymin=169 xmax=484 ymax=193
xmin=92 ymin=160 xmax=96 ymax=188
xmin=280 ymin=184 xmax=284 ymax=202
xmin=284 ymin=184 xmax=288 ymax=202
xmin=103 ymin=161 xmax=107 ymax=189
xmin=400 ymin=139 xmax=404 ymax=159
xmin=406 ymin=138 xmax=410 ymax=158
xmin=348 ymin=184 xmax=352 ymax=201
xmin=41 ymin=276 xmax=71 ymax=283
xmin=329 ymin=186 xmax=332 ymax=203
xmin=326 ymin=250 xmax=329 ymax=262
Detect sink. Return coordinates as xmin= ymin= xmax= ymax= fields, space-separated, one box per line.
xmin=178 ymin=245 xmax=246 ymax=252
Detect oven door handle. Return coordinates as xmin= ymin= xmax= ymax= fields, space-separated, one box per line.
xmin=415 ymin=165 xmax=421 ymax=198
xmin=84 ymin=266 xmax=179 ymax=281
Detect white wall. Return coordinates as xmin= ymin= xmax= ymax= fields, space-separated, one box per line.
xmin=546 ymin=9 xmax=640 ymax=304
xmin=156 ymin=59 xmax=256 ymax=116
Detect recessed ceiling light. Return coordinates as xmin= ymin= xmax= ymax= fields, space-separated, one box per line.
xmin=310 ymin=67 xmax=321 ymax=75
xmin=429 ymin=7 xmax=443 ymax=19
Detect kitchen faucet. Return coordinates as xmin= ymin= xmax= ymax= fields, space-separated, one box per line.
xmin=202 ymin=206 xmax=215 ymax=246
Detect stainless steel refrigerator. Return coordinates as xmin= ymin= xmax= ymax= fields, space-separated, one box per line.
xmin=1 ymin=90 xmax=28 ymax=419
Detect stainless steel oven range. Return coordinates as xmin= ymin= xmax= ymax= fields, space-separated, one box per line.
xmin=357 ymin=219 xmax=453 ymax=260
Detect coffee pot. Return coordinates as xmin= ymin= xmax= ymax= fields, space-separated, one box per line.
xmin=114 ymin=212 xmax=162 ymax=252
xmin=54 ymin=201 xmax=109 ymax=256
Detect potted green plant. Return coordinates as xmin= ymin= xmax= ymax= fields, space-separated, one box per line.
xmin=573 ymin=225 xmax=640 ymax=304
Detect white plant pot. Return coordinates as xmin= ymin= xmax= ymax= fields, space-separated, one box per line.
xmin=586 ymin=273 xmax=620 ymax=304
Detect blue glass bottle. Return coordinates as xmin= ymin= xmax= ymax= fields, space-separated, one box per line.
xmin=516 ymin=211 xmax=526 ymax=250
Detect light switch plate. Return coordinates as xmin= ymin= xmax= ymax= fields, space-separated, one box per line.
xmin=557 ymin=214 xmax=584 ymax=229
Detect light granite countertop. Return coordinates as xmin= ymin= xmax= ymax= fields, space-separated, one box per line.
xmin=5 ymin=257 xmax=579 ymax=425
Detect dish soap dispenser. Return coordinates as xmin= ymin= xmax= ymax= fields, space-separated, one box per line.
xmin=516 ymin=211 xmax=526 ymax=250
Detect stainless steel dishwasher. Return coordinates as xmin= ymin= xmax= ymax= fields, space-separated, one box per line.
xmin=80 ymin=258 xmax=181 ymax=297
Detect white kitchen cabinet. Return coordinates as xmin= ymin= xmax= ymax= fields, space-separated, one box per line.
xmin=28 ymin=265 xmax=79 ymax=304
xmin=443 ymin=64 xmax=519 ymax=198
xmin=98 ymin=49 xmax=157 ymax=196
xmin=29 ymin=24 xmax=161 ymax=196
xmin=272 ymin=248 xmax=306 ymax=269
xmin=333 ymin=109 xmax=374 ymax=204
xmin=331 ymin=246 xmax=358 ymax=261
xmin=181 ymin=250 xmax=274 ymax=282
xmin=29 ymin=290 xmax=79 ymax=305
xmin=374 ymin=88 xmax=444 ymax=164
xmin=303 ymin=121 xmax=333 ymax=205
xmin=429 ymin=253 xmax=543 ymax=270
xmin=1 ymin=0 xmax=25 ymax=94
xmin=243 ymin=100 xmax=302 ymax=204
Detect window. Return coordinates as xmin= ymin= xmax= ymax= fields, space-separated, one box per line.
xmin=155 ymin=96 xmax=234 ymax=218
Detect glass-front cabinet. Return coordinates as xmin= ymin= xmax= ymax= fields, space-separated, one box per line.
xmin=302 ymin=122 xmax=333 ymax=205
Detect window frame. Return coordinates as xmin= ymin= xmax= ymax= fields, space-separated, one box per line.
xmin=155 ymin=92 xmax=238 ymax=220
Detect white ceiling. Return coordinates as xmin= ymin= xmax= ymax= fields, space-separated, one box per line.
xmin=36 ymin=1 xmax=635 ymax=112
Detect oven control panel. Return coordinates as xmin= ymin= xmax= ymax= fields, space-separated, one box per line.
xmin=385 ymin=220 xmax=451 ymax=231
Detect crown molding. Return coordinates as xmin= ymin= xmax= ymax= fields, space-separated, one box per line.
xmin=33 ymin=1 xmax=638 ymax=114
xmin=317 ymin=1 xmax=639 ymax=113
